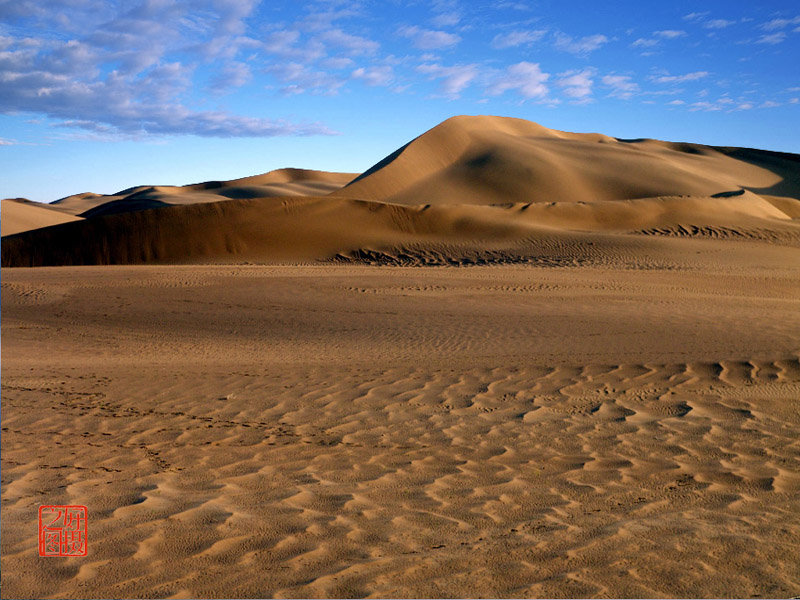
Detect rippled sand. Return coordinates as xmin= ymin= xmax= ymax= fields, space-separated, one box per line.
xmin=3 ymin=249 xmax=800 ymax=598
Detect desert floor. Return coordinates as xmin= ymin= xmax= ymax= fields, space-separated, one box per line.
xmin=2 ymin=239 xmax=800 ymax=598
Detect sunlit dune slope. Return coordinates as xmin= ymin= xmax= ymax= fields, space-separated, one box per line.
xmin=332 ymin=115 xmax=800 ymax=206
xmin=1 ymin=198 xmax=83 ymax=236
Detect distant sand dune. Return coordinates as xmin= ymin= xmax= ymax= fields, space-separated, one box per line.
xmin=47 ymin=168 xmax=357 ymax=217
xmin=3 ymin=115 xmax=799 ymax=267
xmin=1 ymin=198 xmax=82 ymax=236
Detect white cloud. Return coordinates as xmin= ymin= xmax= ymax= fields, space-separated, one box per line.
xmin=495 ymin=1 xmax=531 ymax=10
xmin=667 ymin=99 xmax=685 ymax=105
xmin=0 ymin=136 xmax=18 ymax=145
xmin=486 ymin=61 xmax=550 ymax=99
xmin=703 ymin=19 xmax=736 ymax=29
xmin=756 ymin=32 xmax=787 ymax=45
xmin=689 ymin=101 xmax=721 ymax=111
xmin=351 ymin=65 xmax=394 ymax=86
xmin=209 ymin=61 xmax=251 ymax=93
xmin=266 ymin=62 xmax=347 ymax=96
xmin=557 ymin=68 xmax=594 ymax=100
xmin=683 ymin=12 xmax=710 ymax=22
xmin=416 ymin=63 xmax=478 ymax=97
xmin=653 ymin=71 xmax=709 ymax=83
xmin=789 ymin=97 xmax=799 ymax=104
xmin=759 ymin=16 xmax=800 ymax=30
xmin=654 ymin=30 xmax=687 ymax=39
xmin=321 ymin=57 xmax=355 ymax=70
xmin=631 ymin=38 xmax=659 ymax=48
xmin=398 ymin=26 xmax=460 ymax=50
xmin=553 ymin=32 xmax=608 ymax=56
xmin=431 ymin=11 xmax=461 ymax=27
xmin=319 ymin=29 xmax=379 ymax=56
xmin=601 ymin=74 xmax=639 ymax=99
xmin=0 ymin=1 xmax=349 ymax=138
xmin=491 ymin=29 xmax=547 ymax=49
xmin=760 ymin=100 xmax=780 ymax=108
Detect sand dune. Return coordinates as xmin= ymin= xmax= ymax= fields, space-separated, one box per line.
xmin=3 ymin=191 xmax=799 ymax=267
xmin=1 ymin=198 xmax=83 ymax=237
xmin=334 ymin=115 xmax=800 ymax=206
xmin=4 ymin=115 xmax=799 ymax=266
xmin=47 ymin=168 xmax=357 ymax=217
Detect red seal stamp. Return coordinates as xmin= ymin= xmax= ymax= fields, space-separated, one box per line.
xmin=38 ymin=505 xmax=88 ymax=557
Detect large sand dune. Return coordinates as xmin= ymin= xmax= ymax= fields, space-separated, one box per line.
xmin=333 ymin=115 xmax=800 ymax=206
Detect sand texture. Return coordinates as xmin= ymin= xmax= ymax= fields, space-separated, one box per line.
xmin=2 ymin=116 xmax=800 ymax=598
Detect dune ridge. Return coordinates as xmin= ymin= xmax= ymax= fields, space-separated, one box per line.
xmin=3 ymin=115 xmax=800 ymax=267
xmin=3 ymin=192 xmax=799 ymax=268
xmin=46 ymin=168 xmax=357 ymax=217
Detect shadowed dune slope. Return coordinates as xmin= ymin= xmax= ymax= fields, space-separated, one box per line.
xmin=333 ymin=115 xmax=800 ymax=206
xmin=1 ymin=199 xmax=83 ymax=236
xmin=48 ymin=168 xmax=357 ymax=217
xmin=3 ymin=192 xmax=798 ymax=267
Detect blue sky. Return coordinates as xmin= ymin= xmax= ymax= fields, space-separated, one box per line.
xmin=1 ymin=0 xmax=799 ymax=201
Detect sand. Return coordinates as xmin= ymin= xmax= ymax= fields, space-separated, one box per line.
xmin=1 ymin=199 xmax=83 ymax=237
xmin=46 ymin=169 xmax=358 ymax=217
xmin=2 ymin=115 xmax=800 ymax=598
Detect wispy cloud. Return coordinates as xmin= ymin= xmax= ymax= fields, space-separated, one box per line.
xmin=319 ymin=28 xmax=379 ymax=56
xmin=683 ymin=12 xmax=710 ymax=22
xmin=654 ymin=30 xmax=687 ymax=39
xmin=416 ymin=62 xmax=478 ymax=97
xmin=631 ymin=38 xmax=659 ymax=48
xmin=653 ymin=71 xmax=709 ymax=83
xmin=756 ymin=32 xmax=787 ymax=45
xmin=601 ymin=74 xmax=639 ymax=99
xmin=557 ymin=68 xmax=595 ymax=101
xmin=486 ymin=61 xmax=550 ymax=99
xmin=703 ymin=19 xmax=736 ymax=29
xmin=491 ymin=29 xmax=547 ymax=49
xmin=553 ymin=32 xmax=608 ymax=56
xmin=759 ymin=16 xmax=800 ymax=30
xmin=266 ymin=62 xmax=347 ymax=96
xmin=351 ymin=65 xmax=394 ymax=86
xmin=398 ymin=26 xmax=461 ymax=50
